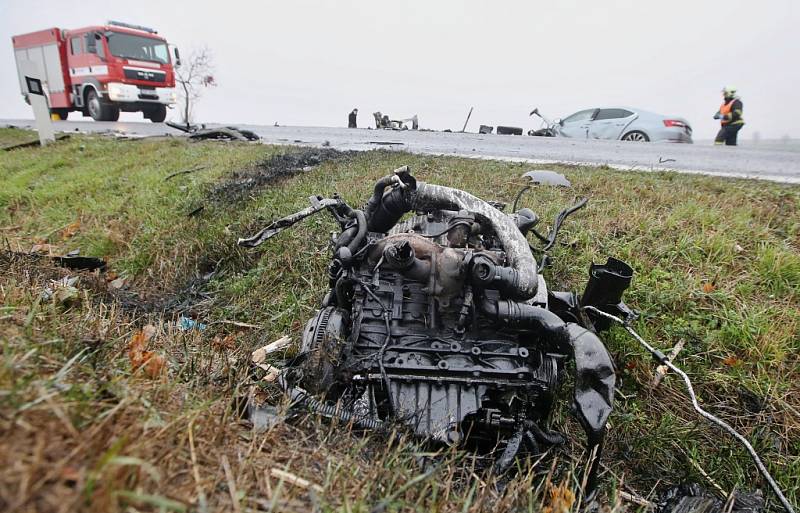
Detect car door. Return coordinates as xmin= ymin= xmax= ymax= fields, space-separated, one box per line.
xmin=589 ymin=108 xmax=637 ymax=140
xmin=558 ymin=108 xmax=597 ymax=138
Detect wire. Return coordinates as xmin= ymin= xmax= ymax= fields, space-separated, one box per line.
xmin=582 ymin=306 xmax=796 ymax=513
xmin=417 ymin=220 xmax=473 ymax=239
xmin=512 ymin=185 xmax=532 ymax=212
xmin=542 ymin=197 xmax=588 ymax=251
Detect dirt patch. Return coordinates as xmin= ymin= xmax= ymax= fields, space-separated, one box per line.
xmin=206 ymin=148 xmax=353 ymax=205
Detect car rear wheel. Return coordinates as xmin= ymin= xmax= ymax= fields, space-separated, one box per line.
xmin=86 ymin=89 xmax=120 ymax=122
xmin=622 ymin=130 xmax=649 ymax=142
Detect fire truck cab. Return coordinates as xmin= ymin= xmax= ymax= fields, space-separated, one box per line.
xmin=12 ymin=21 xmax=179 ymax=122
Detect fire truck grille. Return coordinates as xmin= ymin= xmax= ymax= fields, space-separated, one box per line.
xmin=123 ymin=68 xmax=166 ymax=83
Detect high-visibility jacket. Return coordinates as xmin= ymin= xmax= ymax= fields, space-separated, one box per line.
xmin=719 ymin=98 xmax=744 ymax=125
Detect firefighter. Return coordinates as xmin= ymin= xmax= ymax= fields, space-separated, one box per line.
xmin=348 ymin=108 xmax=359 ymax=128
xmin=714 ymin=86 xmax=744 ymax=146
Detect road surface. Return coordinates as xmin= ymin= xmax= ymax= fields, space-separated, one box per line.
xmin=4 ymin=119 xmax=799 ymax=184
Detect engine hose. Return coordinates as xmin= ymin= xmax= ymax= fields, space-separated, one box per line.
xmin=335 ymin=209 xmax=368 ymax=254
xmin=287 ymin=386 xmax=384 ymax=430
xmin=346 ymin=210 xmax=367 ymax=253
xmin=583 ymin=306 xmax=796 ymax=513
xmin=524 ymin=420 xmax=566 ymax=446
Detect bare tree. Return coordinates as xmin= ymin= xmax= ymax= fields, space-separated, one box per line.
xmin=175 ymin=47 xmax=216 ymax=125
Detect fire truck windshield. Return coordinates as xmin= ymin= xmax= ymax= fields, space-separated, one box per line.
xmin=106 ymin=32 xmax=169 ymax=64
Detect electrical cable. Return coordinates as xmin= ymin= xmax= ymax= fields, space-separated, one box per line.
xmin=582 ymin=306 xmax=796 ymax=513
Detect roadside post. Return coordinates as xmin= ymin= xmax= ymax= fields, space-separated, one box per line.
xmin=18 ymin=59 xmax=56 ymax=146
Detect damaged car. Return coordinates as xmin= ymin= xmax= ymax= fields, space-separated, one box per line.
xmin=239 ymin=166 xmax=635 ymax=494
xmin=530 ymin=106 xmax=693 ymax=143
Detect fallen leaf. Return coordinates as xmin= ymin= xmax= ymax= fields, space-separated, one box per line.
xmin=144 ymin=353 xmax=167 ymax=378
xmin=128 ymin=325 xmax=166 ymax=378
xmin=61 ymin=220 xmax=81 ymax=240
xmin=212 ymin=333 xmax=237 ymax=351
xmin=702 ymin=282 xmax=716 ymax=293
xmin=722 ymin=355 xmax=741 ymax=367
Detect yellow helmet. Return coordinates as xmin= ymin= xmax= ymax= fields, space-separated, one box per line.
xmin=722 ymin=86 xmax=737 ymax=97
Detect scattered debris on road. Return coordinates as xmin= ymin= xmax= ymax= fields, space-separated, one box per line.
xmin=166 ymin=121 xmax=260 ymax=141
xmin=372 ymin=111 xmax=419 ymax=130
xmin=496 ymin=125 xmax=523 ymax=135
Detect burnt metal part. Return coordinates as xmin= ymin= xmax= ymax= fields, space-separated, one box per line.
xmin=240 ymin=165 xmax=633 ymax=496
xmin=2 ymin=250 xmax=106 ymax=272
xmin=166 ymin=121 xmax=260 ymax=141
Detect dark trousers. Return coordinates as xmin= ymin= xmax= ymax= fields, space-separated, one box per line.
xmin=715 ymin=123 xmax=743 ymax=146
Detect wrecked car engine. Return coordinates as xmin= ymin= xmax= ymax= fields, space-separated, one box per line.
xmin=239 ymin=166 xmax=634 ymax=492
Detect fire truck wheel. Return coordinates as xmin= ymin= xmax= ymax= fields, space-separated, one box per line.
xmin=146 ymin=105 xmax=167 ymax=123
xmin=86 ymin=89 xmax=120 ymax=122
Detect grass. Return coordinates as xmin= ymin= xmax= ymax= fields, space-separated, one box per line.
xmin=1 ymin=126 xmax=798 ymax=512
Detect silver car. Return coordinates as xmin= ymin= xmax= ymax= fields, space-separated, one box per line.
xmin=543 ymin=107 xmax=693 ymax=143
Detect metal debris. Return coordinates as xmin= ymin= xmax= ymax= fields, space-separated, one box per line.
xmin=240 ymin=165 xmax=635 ymax=496
xmin=2 ymin=250 xmax=106 ymax=272
xmin=167 ymin=121 xmax=260 ymax=141
xmin=496 ymin=126 xmax=523 ymax=135
xmin=522 ymin=170 xmax=572 ymax=187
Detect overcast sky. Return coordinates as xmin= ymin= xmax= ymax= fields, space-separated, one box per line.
xmin=2 ymin=0 xmax=798 ymax=140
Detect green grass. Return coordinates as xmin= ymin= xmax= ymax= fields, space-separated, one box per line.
xmin=0 ymin=126 xmax=46 ymax=148
xmin=1 ymin=128 xmax=798 ymax=512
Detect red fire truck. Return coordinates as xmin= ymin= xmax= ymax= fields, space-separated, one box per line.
xmin=12 ymin=21 xmax=180 ymax=122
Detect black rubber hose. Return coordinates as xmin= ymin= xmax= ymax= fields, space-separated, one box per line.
xmin=524 ymin=420 xmax=566 ymax=446
xmin=364 ymin=175 xmax=395 ymax=221
xmin=346 ymin=210 xmax=367 ymax=254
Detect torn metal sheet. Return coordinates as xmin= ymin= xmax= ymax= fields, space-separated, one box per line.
xmin=522 ymin=170 xmax=572 ymax=187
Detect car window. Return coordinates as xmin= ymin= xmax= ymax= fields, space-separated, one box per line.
xmin=85 ymin=33 xmax=97 ymax=54
xmin=562 ymin=109 xmax=595 ymax=124
xmin=595 ymin=109 xmax=634 ymax=121
xmin=70 ymin=37 xmax=82 ymax=55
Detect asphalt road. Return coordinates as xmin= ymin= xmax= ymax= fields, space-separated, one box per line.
xmin=4 ymin=119 xmax=799 ymax=184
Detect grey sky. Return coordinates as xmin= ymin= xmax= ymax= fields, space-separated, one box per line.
xmin=2 ymin=0 xmax=798 ymax=140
